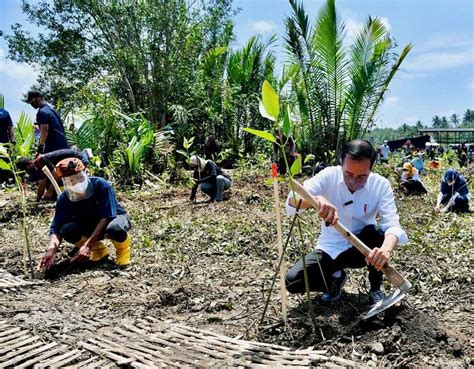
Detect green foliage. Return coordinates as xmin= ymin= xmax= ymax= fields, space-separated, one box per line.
xmin=290 ymin=154 xmax=302 ymax=176
xmin=64 ymin=78 xmax=123 ymax=157
xmin=282 ymin=105 xmax=292 ymax=138
xmin=0 ymin=94 xmax=4 ymax=109
xmin=66 ymin=119 xmax=103 ymax=153
xmin=5 ymin=0 xmax=234 ymax=125
xmin=242 ymin=128 xmax=276 ymax=143
xmin=176 ymin=136 xmax=196 ymax=163
xmin=14 ymin=112 xmax=35 ymax=158
xmin=285 ymin=0 xmax=411 ymax=160
xmin=123 ymin=136 xmax=149 ymax=178
xmin=261 ymin=80 xmax=280 ymax=120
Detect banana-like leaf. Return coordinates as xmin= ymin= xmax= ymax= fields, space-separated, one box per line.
xmin=290 ymin=154 xmax=302 ymax=176
xmin=243 ymin=127 xmax=276 ymax=143
xmin=0 ymin=158 xmax=10 ymax=170
xmin=259 ymin=100 xmax=276 ymax=122
xmin=304 ymin=154 xmax=315 ymax=163
xmin=261 ymin=80 xmax=279 ymax=119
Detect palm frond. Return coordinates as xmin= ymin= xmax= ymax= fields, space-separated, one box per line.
xmin=311 ymin=0 xmax=347 ymax=136
xmin=362 ymin=43 xmax=412 ymax=133
xmin=15 ymin=112 xmax=35 ymax=158
xmin=344 ymin=17 xmax=393 ymax=139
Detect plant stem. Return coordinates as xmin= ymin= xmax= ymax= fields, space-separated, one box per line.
xmin=259 ymin=200 xmax=302 ymax=325
xmin=13 ymin=166 xmax=35 ymax=278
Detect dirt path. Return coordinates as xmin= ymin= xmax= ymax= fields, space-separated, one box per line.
xmin=0 ymin=176 xmax=472 ymax=367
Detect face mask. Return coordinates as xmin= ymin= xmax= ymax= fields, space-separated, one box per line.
xmin=69 ymin=179 xmax=89 ymax=194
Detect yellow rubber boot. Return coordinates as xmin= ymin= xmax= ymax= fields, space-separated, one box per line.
xmin=111 ymin=234 xmax=131 ymax=267
xmin=75 ymin=236 xmax=87 ymax=247
xmin=68 ymin=236 xmax=88 ymax=257
xmin=89 ymin=241 xmax=109 ymax=262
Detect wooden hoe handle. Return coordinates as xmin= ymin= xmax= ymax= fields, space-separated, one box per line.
xmin=42 ymin=166 xmax=62 ymax=196
xmin=289 ymin=179 xmax=409 ymax=288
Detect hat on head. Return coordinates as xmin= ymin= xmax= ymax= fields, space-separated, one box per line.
xmin=22 ymin=90 xmax=43 ymax=103
xmin=443 ymin=168 xmax=459 ymax=184
xmin=54 ymin=158 xmax=85 ymax=178
xmin=402 ymin=162 xmax=415 ymax=177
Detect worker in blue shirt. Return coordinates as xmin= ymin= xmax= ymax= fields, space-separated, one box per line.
xmin=23 ymin=90 xmax=69 ymax=154
xmin=410 ymin=152 xmax=425 ymax=175
xmin=0 ymin=108 xmax=15 ymax=145
xmin=435 ymin=168 xmax=470 ymax=213
xmin=39 ymin=158 xmax=132 ymax=273
xmin=0 ymin=108 xmax=15 ymax=182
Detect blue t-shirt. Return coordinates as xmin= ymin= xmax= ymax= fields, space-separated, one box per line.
xmin=0 ymin=108 xmax=13 ymax=144
xmin=36 ymin=104 xmax=69 ymax=153
xmin=50 ymin=177 xmax=126 ymax=235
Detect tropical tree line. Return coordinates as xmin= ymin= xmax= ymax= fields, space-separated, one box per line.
xmin=365 ymin=108 xmax=474 ymax=143
xmin=3 ymin=0 xmax=413 ymax=177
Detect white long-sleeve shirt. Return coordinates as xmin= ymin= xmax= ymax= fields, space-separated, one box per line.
xmin=286 ymin=166 xmax=408 ymax=259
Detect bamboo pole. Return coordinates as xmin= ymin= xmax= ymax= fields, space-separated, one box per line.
xmin=272 ymin=163 xmax=288 ymax=321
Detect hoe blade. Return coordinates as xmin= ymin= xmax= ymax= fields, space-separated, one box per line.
xmin=363 ymin=288 xmax=407 ymax=319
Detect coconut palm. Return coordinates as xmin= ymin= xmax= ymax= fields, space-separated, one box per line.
xmin=285 ymin=0 xmax=412 ymax=160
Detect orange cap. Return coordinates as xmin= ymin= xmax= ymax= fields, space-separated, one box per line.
xmin=54 ymin=158 xmax=85 ymax=178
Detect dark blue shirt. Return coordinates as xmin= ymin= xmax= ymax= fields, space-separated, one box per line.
xmin=50 ymin=177 xmax=126 ymax=235
xmin=32 ymin=149 xmax=89 ymax=180
xmin=36 ymin=104 xmax=69 ymax=153
xmin=440 ymin=169 xmax=469 ymax=197
xmin=0 ymin=108 xmax=13 ymax=144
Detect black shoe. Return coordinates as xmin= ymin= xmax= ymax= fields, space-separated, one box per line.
xmin=369 ymin=289 xmax=386 ymax=305
xmin=321 ymin=270 xmax=347 ymax=302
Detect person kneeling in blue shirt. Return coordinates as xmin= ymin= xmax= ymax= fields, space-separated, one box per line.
xmin=435 ymin=168 xmax=470 ymax=213
xmin=40 ymin=158 xmax=131 ymax=272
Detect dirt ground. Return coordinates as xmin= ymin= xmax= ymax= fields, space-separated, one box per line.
xmin=0 ymin=168 xmax=472 ymax=367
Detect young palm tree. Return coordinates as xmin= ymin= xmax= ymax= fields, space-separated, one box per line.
xmin=285 ymin=0 xmax=412 ymax=160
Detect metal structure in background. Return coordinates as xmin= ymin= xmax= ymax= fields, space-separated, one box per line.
xmin=387 ymin=135 xmax=431 ymax=151
xmin=418 ymin=128 xmax=474 ymax=145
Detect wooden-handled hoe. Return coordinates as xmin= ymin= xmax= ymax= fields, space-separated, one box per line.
xmin=289 ymin=178 xmax=412 ymax=319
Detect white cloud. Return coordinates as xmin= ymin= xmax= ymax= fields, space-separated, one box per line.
xmin=344 ymin=17 xmax=363 ymax=40
xmin=0 ymin=48 xmax=38 ymax=81
xmin=403 ymin=49 xmax=473 ymax=72
xmin=249 ymin=20 xmax=278 ymax=34
xmin=385 ymin=96 xmax=399 ymax=106
xmin=0 ymin=47 xmax=38 ymax=122
xmin=417 ymin=34 xmax=473 ymax=53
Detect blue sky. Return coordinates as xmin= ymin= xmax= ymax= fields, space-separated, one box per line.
xmin=1 ymin=0 xmax=473 ymax=128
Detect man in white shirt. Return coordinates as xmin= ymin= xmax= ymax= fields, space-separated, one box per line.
xmin=380 ymin=140 xmax=390 ymax=163
xmin=285 ymin=140 xmax=408 ymax=305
